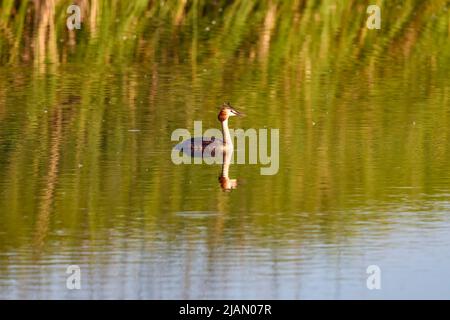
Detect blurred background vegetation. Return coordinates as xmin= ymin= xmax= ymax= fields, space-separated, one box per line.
xmin=0 ymin=0 xmax=448 ymax=69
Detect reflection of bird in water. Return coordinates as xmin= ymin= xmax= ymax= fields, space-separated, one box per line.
xmin=177 ymin=102 xmax=244 ymax=154
xmin=218 ymin=148 xmax=238 ymax=191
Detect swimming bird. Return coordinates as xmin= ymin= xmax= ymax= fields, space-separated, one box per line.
xmin=176 ymin=102 xmax=244 ymax=155
xmin=172 ymin=102 xmax=242 ymax=191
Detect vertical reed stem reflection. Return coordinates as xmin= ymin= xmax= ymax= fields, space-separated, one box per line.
xmin=34 ymin=107 xmax=62 ymax=253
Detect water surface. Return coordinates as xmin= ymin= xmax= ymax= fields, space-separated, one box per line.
xmin=0 ymin=0 xmax=449 ymax=299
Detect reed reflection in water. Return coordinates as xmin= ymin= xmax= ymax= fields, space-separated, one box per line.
xmin=0 ymin=0 xmax=449 ymax=299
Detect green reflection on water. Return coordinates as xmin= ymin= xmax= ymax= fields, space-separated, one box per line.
xmin=0 ymin=0 xmax=449 ymax=298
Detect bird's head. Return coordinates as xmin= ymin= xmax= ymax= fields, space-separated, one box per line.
xmin=218 ymin=102 xmax=244 ymax=122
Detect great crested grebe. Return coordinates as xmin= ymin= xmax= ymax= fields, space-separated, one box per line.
xmin=177 ymin=102 xmax=244 ymax=154
xmin=172 ymin=102 xmax=242 ymax=190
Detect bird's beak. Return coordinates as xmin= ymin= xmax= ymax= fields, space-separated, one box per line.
xmin=230 ymin=108 xmax=245 ymax=117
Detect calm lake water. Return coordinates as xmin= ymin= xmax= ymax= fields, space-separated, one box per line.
xmin=0 ymin=1 xmax=450 ymax=299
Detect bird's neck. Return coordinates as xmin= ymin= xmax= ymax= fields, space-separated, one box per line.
xmin=221 ymin=119 xmax=233 ymax=147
